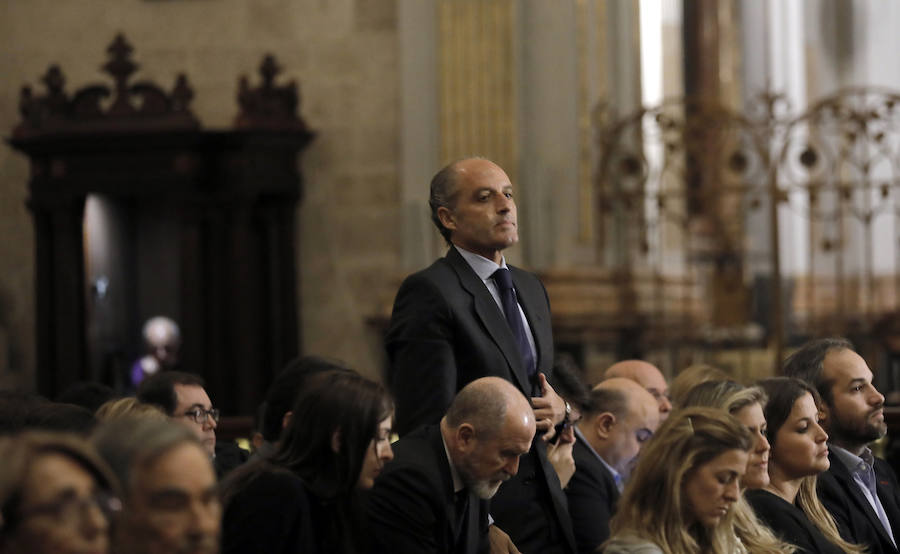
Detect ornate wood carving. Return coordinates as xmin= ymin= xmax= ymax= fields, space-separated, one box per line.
xmin=14 ymin=34 xmax=197 ymax=139
xmin=9 ymin=36 xmax=314 ymax=415
xmin=235 ymin=54 xmax=309 ymax=131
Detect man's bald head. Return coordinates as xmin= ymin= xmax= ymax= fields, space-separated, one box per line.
xmin=604 ymin=360 xmax=671 ymax=419
xmin=591 ymin=378 xmax=658 ymax=422
xmin=444 ymin=377 xmax=533 ymax=440
xmin=581 ymin=378 xmax=660 ymax=476
xmin=442 ymin=378 xmax=536 ymax=498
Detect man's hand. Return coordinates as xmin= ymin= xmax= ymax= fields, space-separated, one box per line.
xmin=489 ymin=524 xmax=522 ymax=554
xmin=546 ymin=424 xmax=576 ymax=488
xmin=531 ymin=373 xmax=567 ymax=440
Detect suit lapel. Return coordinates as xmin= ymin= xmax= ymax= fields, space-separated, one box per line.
xmin=829 ymin=451 xmax=896 ymax=547
xmin=445 ymin=248 xmax=532 ymax=395
xmin=431 ymin=426 xmax=466 ymax=550
xmin=875 ymin=459 xmax=900 ymax=545
xmin=575 ymin=434 xmax=620 ymax=501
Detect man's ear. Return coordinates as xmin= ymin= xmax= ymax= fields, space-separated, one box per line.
xmin=282 ymin=411 xmax=293 ymax=430
xmin=437 ymin=206 xmax=456 ymax=231
xmin=331 ymin=428 xmax=342 ymax=454
xmin=818 ymin=403 xmax=831 ymax=429
xmin=455 ymin=424 xmax=476 ymax=452
xmin=595 ymin=412 xmax=617 ymax=440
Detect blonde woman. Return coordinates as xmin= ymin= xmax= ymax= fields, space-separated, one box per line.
xmin=747 ymin=377 xmax=864 ymax=554
xmin=94 ymin=397 xmax=166 ymax=422
xmin=605 ymin=407 xmax=762 ymax=553
xmin=682 ymin=380 xmax=772 ymax=490
xmin=669 ymin=363 xmax=730 ymax=409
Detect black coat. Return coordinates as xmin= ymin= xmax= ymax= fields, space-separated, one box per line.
xmin=566 ymin=433 xmax=620 ymax=554
xmin=746 ymin=488 xmax=844 ymax=554
xmin=221 ymin=469 xmax=318 ymax=554
xmin=818 ymin=450 xmax=900 ymax=553
xmin=385 ymin=246 xmax=576 ymax=554
xmin=367 ymin=425 xmax=490 ymax=554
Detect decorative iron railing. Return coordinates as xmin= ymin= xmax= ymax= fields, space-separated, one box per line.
xmin=595 ymin=89 xmax=900 ymax=376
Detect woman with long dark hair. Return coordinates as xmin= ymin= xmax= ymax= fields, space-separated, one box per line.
xmin=222 ymin=370 xmax=394 ymax=554
xmin=746 ymin=377 xmax=863 ymax=554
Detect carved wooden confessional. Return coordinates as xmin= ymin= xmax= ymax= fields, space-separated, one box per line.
xmin=8 ymin=35 xmax=314 ymax=415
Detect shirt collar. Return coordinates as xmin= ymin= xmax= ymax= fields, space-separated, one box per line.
xmin=832 ymin=443 xmax=874 ymax=474
xmin=574 ymin=426 xmax=622 ymax=486
xmin=454 ymin=245 xmax=507 ymax=281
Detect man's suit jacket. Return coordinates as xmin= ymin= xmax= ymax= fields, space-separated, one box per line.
xmin=385 ymin=246 xmax=576 ymax=554
xmin=366 ymin=425 xmax=490 ymax=554
xmin=566 ymin=433 xmax=620 ymax=554
xmin=818 ymin=450 xmax=900 ymax=553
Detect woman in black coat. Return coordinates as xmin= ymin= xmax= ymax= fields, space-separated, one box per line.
xmin=221 ymin=369 xmax=394 ymax=554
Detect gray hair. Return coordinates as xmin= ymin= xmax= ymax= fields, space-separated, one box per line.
xmin=584 ymin=387 xmax=629 ymax=419
xmin=429 ymin=162 xmax=460 ymax=245
xmin=92 ymin=418 xmax=201 ymax=497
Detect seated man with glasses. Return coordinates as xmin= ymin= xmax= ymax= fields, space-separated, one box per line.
xmin=138 ymin=371 xmax=246 ymax=477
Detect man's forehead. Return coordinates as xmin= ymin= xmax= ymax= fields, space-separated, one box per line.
xmin=455 ymin=161 xmax=511 ymax=187
xmin=174 ymin=384 xmax=211 ymax=407
xmin=823 ymin=348 xmax=871 ymax=383
xmin=630 ymin=396 xmax=659 ymax=425
xmin=634 ymin=371 xmax=667 ymax=392
xmin=135 ymin=443 xmax=214 ymax=491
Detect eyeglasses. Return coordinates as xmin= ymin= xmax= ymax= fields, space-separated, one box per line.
xmin=15 ymin=491 xmax=122 ymax=528
xmin=182 ymin=407 xmax=220 ymax=424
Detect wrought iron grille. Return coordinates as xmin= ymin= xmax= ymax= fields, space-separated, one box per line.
xmin=595 ymin=89 xmax=900 ymax=379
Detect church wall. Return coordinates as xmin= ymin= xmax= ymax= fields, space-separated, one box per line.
xmin=0 ymin=0 xmax=401 ymax=389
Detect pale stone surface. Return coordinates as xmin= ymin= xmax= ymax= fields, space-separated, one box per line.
xmin=0 ymin=0 xmax=401 ymax=388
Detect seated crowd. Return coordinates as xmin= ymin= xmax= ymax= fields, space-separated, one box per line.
xmin=1 ymin=338 xmax=900 ymax=553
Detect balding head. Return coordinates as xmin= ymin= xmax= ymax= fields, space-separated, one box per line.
xmin=444 ymin=377 xmax=533 ymax=440
xmin=579 ymin=378 xmax=660 ymax=478
xmin=604 ymin=360 xmax=671 ymax=419
xmin=442 ymin=378 xmax=535 ymax=498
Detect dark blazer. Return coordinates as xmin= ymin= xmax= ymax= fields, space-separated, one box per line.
xmin=746 ymin=489 xmax=844 ymax=554
xmin=221 ymin=469 xmax=318 ymax=554
xmin=818 ymin=450 xmax=900 ymax=553
xmin=566 ymin=433 xmax=620 ymax=554
xmin=385 ymin=246 xmax=575 ymax=554
xmin=367 ymin=425 xmax=490 ymax=554
xmin=744 ymin=489 xmax=842 ymax=554
xmin=386 ymin=246 xmax=554 ymax=434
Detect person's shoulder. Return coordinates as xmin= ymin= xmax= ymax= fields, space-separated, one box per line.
xmin=395 ymin=255 xmax=457 ymax=291
xmin=384 ymin=427 xmax=444 ymax=475
xmin=507 ymin=263 xmax=542 ymax=282
xmin=603 ymin=537 xmax=664 ymax=554
xmin=570 ymin=440 xmax=613 ymax=485
xmin=229 ymin=466 xmax=310 ymax=502
xmin=874 ymin=455 xmax=899 ymax=479
xmin=745 ymin=489 xmax=789 ymax=512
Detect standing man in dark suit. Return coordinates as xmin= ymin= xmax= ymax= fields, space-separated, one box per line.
xmin=566 ymin=379 xmax=660 ymax=554
xmin=784 ymin=337 xmax=900 ymax=553
xmin=368 ymin=377 xmax=533 ymax=554
xmin=386 ymin=158 xmax=576 ymax=553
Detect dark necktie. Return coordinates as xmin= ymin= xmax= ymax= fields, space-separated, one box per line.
xmin=491 ymin=268 xmax=536 ymax=376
